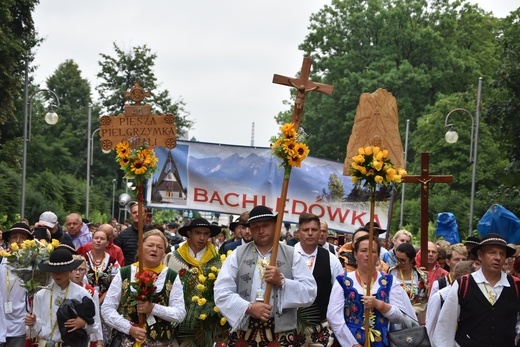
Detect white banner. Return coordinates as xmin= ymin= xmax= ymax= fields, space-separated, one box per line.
xmin=146 ymin=141 xmax=392 ymax=233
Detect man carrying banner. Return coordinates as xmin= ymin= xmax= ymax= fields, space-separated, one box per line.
xmin=214 ymin=205 xmax=317 ymax=346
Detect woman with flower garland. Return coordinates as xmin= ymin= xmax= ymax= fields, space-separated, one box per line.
xmin=101 ymin=229 xmax=186 ymax=347
xmin=327 ymin=235 xmax=415 ymax=347
xmin=387 ymin=242 xmax=429 ymax=324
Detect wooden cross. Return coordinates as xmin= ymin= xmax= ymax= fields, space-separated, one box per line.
xmin=401 ymin=152 xmax=453 ymax=268
xmin=273 ymin=57 xmax=334 ymax=129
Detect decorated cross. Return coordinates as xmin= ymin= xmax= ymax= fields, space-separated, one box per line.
xmin=273 ymin=57 xmax=334 ymax=130
xmin=401 ymin=152 xmax=453 ymax=267
xmin=99 ymin=82 xmax=177 ymax=326
xmin=99 ymin=82 xmax=177 ymax=150
xmin=264 ymin=57 xmax=334 ymax=302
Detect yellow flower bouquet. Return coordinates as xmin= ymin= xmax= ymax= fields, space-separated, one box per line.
xmin=176 ymin=257 xmax=230 ymax=347
xmin=0 ymin=238 xmax=59 ymax=300
xmin=115 ymin=139 xmax=159 ymax=185
xmin=350 ymin=146 xmax=407 ymax=187
xmin=270 ymin=122 xmax=310 ymax=178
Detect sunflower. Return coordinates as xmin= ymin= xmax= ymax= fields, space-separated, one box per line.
xmin=131 ymin=160 xmax=147 ymax=175
xmin=294 ymin=143 xmax=310 ymax=159
xmin=281 ymin=123 xmax=295 ymax=135
xmin=116 ymin=141 xmax=130 ymax=158
xmin=288 ymin=154 xmax=303 ymax=168
xmin=283 ymin=140 xmax=297 ymax=156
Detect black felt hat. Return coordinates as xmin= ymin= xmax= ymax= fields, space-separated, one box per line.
xmin=3 ymin=223 xmax=33 ymax=241
xmin=471 ymin=233 xmax=516 ymax=258
xmin=364 ymin=222 xmax=386 ymax=234
xmin=178 ymin=218 xmax=221 ymax=238
xmin=246 ymin=205 xmax=277 ymax=226
xmin=38 ymin=248 xmax=83 ymax=273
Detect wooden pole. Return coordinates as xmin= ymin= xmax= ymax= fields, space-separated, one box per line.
xmin=364 ymin=187 xmax=376 ymax=347
xmin=137 ymin=183 xmax=145 ymax=326
xmin=263 ymin=172 xmax=290 ymax=303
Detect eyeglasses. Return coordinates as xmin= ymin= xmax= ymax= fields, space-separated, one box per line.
xmin=73 ymin=268 xmax=86 ymax=273
xmin=396 ymin=257 xmax=409 ymax=264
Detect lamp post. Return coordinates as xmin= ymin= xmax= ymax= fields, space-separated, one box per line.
xmin=21 ymin=62 xmax=60 ymax=217
xmin=112 ymin=178 xmax=117 ymax=219
xmin=86 ymin=106 xmax=111 ymax=218
xmin=444 ymin=77 xmax=482 ymax=234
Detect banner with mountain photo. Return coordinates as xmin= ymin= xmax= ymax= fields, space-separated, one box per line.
xmin=146 ymin=140 xmax=393 ymax=233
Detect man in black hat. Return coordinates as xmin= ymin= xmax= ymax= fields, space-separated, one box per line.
xmin=222 ymin=211 xmax=251 ymax=254
xmin=214 ymin=205 xmax=316 ymax=346
xmin=0 ymin=224 xmax=35 ymax=347
xmin=433 ymin=233 xmax=520 ymax=347
xmin=25 ymin=248 xmax=98 ymax=347
xmin=219 ymin=216 xmax=242 ymax=255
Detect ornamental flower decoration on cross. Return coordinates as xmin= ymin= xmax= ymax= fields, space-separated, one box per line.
xmin=0 ymin=238 xmax=59 ymax=307
xmin=270 ymin=122 xmax=310 ymax=178
xmin=115 ymin=138 xmax=159 ymax=186
xmin=350 ymin=146 xmax=407 ymax=188
xmin=177 ymin=253 xmax=230 ymax=347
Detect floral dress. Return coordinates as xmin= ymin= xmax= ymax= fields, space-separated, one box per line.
xmin=388 ymin=266 xmax=428 ymax=321
xmin=85 ymin=251 xmax=120 ymax=295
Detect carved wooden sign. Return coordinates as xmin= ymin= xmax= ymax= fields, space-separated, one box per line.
xmin=344 ymin=88 xmax=404 ymax=175
xmin=99 ymin=83 xmax=177 ymax=151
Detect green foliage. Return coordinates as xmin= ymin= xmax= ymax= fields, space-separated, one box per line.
xmin=0 ymin=0 xmax=39 ymax=128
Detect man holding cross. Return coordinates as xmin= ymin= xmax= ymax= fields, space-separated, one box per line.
xmin=214 ymin=205 xmax=316 ymax=346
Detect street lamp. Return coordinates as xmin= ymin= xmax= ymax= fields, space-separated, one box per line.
xmin=21 ymin=77 xmax=60 ymax=217
xmin=86 ymin=106 xmax=111 ymax=218
xmin=444 ymin=77 xmax=482 ymax=234
xmin=112 ymin=178 xmax=117 ymax=219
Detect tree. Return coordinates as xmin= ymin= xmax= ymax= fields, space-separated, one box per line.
xmin=96 ymin=43 xmax=193 ymax=136
xmin=277 ymin=0 xmax=500 ymax=161
xmin=0 ymin=0 xmax=39 ymax=129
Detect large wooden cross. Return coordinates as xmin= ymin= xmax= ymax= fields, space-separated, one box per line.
xmin=273 ymin=57 xmax=334 ymax=130
xmin=401 ymin=152 xmax=453 ymax=267
xmin=262 ymin=57 xmax=333 ymax=303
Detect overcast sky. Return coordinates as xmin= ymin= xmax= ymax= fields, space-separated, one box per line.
xmin=32 ymin=0 xmax=517 ymax=148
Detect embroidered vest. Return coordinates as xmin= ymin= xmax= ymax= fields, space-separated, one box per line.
xmin=337 ymin=272 xmax=393 ymax=347
xmin=119 ymin=266 xmax=177 ymax=341
xmin=236 ymin=242 xmax=295 ymax=333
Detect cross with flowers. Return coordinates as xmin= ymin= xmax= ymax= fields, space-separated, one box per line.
xmin=264 ymin=57 xmax=334 ymax=301
xmin=99 ymin=83 xmax=177 ymax=325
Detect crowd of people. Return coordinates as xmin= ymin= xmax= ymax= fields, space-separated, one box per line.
xmin=1 ymin=205 xmax=520 ymax=347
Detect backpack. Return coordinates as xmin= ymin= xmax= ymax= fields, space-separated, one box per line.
xmin=457 ymin=274 xmax=520 ymax=302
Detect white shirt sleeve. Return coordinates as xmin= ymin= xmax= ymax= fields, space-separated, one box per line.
xmin=430 ymin=279 xmax=440 ymax=298
xmin=279 ymin=251 xmax=317 ymax=310
xmin=327 ymin=279 xmax=358 ymax=347
xmin=101 ymin=267 xmax=186 ymax=335
xmin=425 ymin=291 xmax=442 ymax=338
xmin=214 ymin=251 xmax=251 ymax=331
xmin=432 ymin=281 xmax=460 ymax=347
xmin=91 ymin=289 xmax=103 ymax=342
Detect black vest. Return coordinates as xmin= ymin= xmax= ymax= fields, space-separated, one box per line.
xmin=455 ymin=274 xmax=520 ymax=347
xmin=312 ymin=247 xmax=332 ymax=321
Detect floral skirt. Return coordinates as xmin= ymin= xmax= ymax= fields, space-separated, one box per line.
xmin=227 ymin=318 xmax=298 ymax=347
xmin=120 ymin=336 xmax=179 ymax=347
xmin=297 ymin=321 xmax=333 ymax=347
